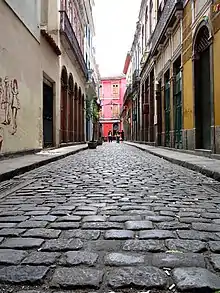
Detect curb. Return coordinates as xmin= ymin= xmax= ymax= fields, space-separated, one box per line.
xmin=126 ymin=142 xmax=220 ymax=182
xmin=0 ymin=146 xmax=88 ymax=183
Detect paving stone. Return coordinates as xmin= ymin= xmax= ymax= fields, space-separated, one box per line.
xmin=209 ymin=241 xmax=220 ymax=252
xmin=82 ymin=222 xmax=123 ymax=230
xmin=165 ymin=239 xmax=207 ymax=252
xmin=49 ymin=222 xmax=80 ymax=229
xmin=145 ymin=216 xmax=174 ymax=222
xmin=76 ymin=206 xmax=97 ymax=211
xmin=157 ymin=221 xmax=190 ymax=230
xmin=152 ymin=253 xmax=206 ymax=268
xmin=23 ymin=228 xmax=61 ymax=239
xmin=65 ymin=251 xmax=98 ymax=266
xmin=178 ymin=230 xmax=220 ymax=241
xmin=0 ymin=238 xmax=44 ymax=249
xmin=172 ymin=267 xmax=220 ymax=290
xmin=139 ymin=230 xmax=176 ymax=239
xmin=125 ymin=220 xmax=153 ymax=230
xmin=108 ymin=215 xmax=142 ymax=222
xmin=107 ymin=267 xmax=168 ymax=289
xmin=0 ymin=237 xmax=3 ymax=243
xmin=31 ymin=215 xmax=57 ymax=222
xmin=61 ymin=229 xmax=100 ymax=240
xmin=50 ymin=267 xmax=103 ymax=289
xmin=82 ymin=215 xmax=106 ymax=222
xmin=104 ymin=252 xmax=145 ymax=266
xmin=42 ymin=238 xmax=83 ymax=251
xmin=0 ymin=223 xmax=17 ymax=228
xmin=17 ymin=221 xmax=48 ymax=228
xmin=0 ymin=228 xmax=26 ymax=237
xmin=210 ymin=254 xmax=220 ymax=271
xmin=86 ymin=240 xmax=122 ymax=252
xmin=0 ymin=249 xmax=28 ymax=264
xmin=25 ymin=211 xmax=49 ymax=216
xmin=180 ymin=217 xmax=211 ymax=223
xmin=0 ymin=216 xmax=29 ymax=222
xmin=57 ymin=216 xmax=81 ymax=222
xmin=192 ymin=222 xmax=220 ymax=232
xmin=0 ymin=265 xmax=49 ymax=283
xmin=22 ymin=252 xmax=59 ymax=265
xmin=73 ymin=211 xmax=97 ymax=216
xmin=104 ymin=230 xmax=134 ymax=239
xmin=123 ymin=240 xmax=165 ymax=252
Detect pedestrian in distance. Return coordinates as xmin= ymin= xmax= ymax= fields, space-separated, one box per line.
xmin=121 ymin=130 xmax=124 ymax=141
xmin=108 ymin=130 xmax=113 ymax=142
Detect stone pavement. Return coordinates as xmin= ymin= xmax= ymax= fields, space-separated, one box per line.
xmin=0 ymin=144 xmax=87 ymax=182
xmin=126 ymin=142 xmax=220 ymax=182
xmin=0 ymin=142 xmax=220 ymax=292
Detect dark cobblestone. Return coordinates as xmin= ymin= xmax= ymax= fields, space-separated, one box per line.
xmin=0 ymin=143 xmax=219 ymax=291
xmin=0 ymin=265 xmax=49 ymax=283
xmin=123 ymin=240 xmax=166 ymax=252
xmin=64 ymin=251 xmax=98 ymax=266
xmin=104 ymin=252 xmax=145 ymax=266
xmin=172 ymin=267 xmax=220 ymax=290
xmin=0 ymin=238 xmax=44 ymax=249
xmin=42 ymin=238 xmax=83 ymax=251
xmin=107 ymin=267 xmax=168 ymax=289
xmin=23 ymin=228 xmax=61 ymax=239
xmin=50 ymin=267 xmax=103 ymax=289
xmin=104 ymin=230 xmax=134 ymax=239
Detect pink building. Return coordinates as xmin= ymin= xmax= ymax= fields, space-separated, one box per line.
xmin=100 ymin=76 xmax=126 ymax=139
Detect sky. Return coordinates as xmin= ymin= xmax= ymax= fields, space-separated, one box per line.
xmin=93 ymin=0 xmax=142 ymax=77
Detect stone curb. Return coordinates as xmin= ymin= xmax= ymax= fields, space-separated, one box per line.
xmin=0 ymin=146 xmax=88 ymax=182
xmin=125 ymin=142 xmax=220 ymax=182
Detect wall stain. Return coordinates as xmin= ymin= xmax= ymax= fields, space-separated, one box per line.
xmin=0 ymin=76 xmax=20 ymax=151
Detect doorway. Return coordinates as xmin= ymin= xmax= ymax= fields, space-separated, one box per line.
xmin=194 ymin=25 xmax=211 ymax=150
xmin=156 ymin=80 xmax=162 ymax=146
xmin=173 ymin=57 xmax=182 ymax=149
xmin=43 ymin=81 xmax=54 ymax=148
xmin=113 ymin=122 xmax=119 ymax=137
xmin=164 ymin=70 xmax=170 ymax=147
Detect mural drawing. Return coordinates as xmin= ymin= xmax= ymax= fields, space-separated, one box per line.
xmin=0 ymin=76 xmax=20 ymax=152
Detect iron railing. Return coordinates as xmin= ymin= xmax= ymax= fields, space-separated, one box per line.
xmin=151 ymin=0 xmax=183 ymax=54
xmin=60 ymin=10 xmax=87 ymax=78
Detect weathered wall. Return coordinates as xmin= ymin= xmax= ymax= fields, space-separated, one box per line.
xmin=0 ymin=1 xmax=41 ymax=154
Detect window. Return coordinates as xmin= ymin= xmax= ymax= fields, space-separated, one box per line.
xmin=149 ymin=0 xmax=153 ymax=35
xmin=112 ymin=104 xmax=120 ymax=118
xmin=145 ymin=6 xmax=148 ymax=46
xmin=112 ymin=84 xmax=119 ymax=97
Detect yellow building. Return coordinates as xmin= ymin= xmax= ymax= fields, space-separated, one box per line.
xmin=182 ymin=0 xmax=220 ymax=154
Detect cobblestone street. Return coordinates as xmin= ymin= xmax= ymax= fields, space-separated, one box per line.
xmin=0 ymin=143 xmax=220 ymax=292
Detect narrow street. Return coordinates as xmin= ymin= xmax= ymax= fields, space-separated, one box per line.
xmin=0 ymin=143 xmax=220 ymax=292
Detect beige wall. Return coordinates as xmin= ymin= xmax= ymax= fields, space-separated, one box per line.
xmin=0 ymin=1 xmax=41 ymax=154
xmin=0 ymin=1 xmax=60 ymax=154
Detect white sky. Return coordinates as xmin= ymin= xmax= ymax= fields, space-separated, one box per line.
xmin=93 ymin=0 xmax=142 ymax=77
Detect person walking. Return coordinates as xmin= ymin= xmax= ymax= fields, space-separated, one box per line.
xmin=121 ymin=130 xmax=125 ymax=141
xmin=108 ymin=130 xmax=112 ymax=143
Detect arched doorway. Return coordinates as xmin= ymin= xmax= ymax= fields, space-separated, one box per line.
xmin=68 ymin=74 xmax=74 ymax=142
xmin=194 ymin=24 xmax=212 ymax=150
xmin=81 ymin=94 xmax=85 ymax=141
xmin=60 ymin=66 xmax=68 ymax=143
xmin=73 ymin=83 xmax=78 ymax=142
xmin=78 ymin=87 xmax=82 ymax=142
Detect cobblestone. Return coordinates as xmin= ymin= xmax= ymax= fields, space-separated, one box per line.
xmin=0 ymin=143 xmax=220 ymax=291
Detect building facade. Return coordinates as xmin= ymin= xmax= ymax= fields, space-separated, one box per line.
xmin=0 ymin=0 xmax=97 ymax=155
xmin=100 ymin=76 xmax=126 ymax=139
xmin=123 ymin=0 xmax=220 ymax=154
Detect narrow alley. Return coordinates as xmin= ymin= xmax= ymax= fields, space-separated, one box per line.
xmin=0 ymin=143 xmax=220 ymax=292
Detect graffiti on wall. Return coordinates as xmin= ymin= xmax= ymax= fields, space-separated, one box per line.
xmin=0 ymin=76 xmax=20 ymax=151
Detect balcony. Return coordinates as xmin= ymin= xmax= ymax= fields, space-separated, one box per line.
xmin=132 ymin=69 xmax=140 ymax=89
xmin=60 ymin=10 xmax=87 ymax=79
xmin=123 ymin=84 xmax=133 ymax=105
xmin=151 ymin=0 xmax=183 ymax=55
